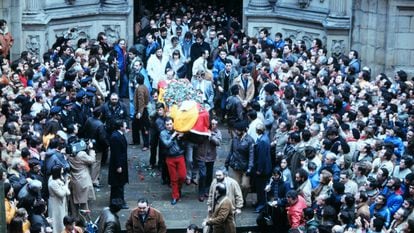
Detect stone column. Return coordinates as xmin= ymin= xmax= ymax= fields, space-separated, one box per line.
xmin=329 ymin=0 xmax=346 ymax=17
xmin=25 ymin=0 xmax=43 ymax=13
xmin=101 ymin=0 xmax=127 ymax=9
xmin=248 ymin=0 xmax=272 ymax=11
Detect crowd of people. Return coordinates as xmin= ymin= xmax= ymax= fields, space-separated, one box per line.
xmin=1 ymin=0 xmax=414 ymax=232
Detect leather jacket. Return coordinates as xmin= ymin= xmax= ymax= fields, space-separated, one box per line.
xmin=159 ymin=129 xmax=185 ymax=157
xmin=225 ymin=133 xmax=255 ymax=172
xmin=97 ymin=208 xmax=121 ymax=233
xmin=83 ymin=117 xmax=109 ymax=152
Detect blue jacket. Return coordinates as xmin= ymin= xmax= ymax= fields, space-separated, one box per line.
xmin=381 ymin=187 xmax=403 ymax=215
xmin=369 ymin=204 xmax=391 ymax=228
xmin=319 ymin=163 xmax=341 ymax=182
xmin=274 ymin=40 xmax=285 ymax=49
xmin=254 ymin=134 xmax=272 ymax=176
xmin=145 ymin=42 xmax=159 ymax=58
xmin=309 ymin=171 xmax=320 ymax=189
xmin=114 ymin=44 xmax=126 ymax=73
xmin=349 ymin=59 xmax=360 ymax=73
xmin=212 ymin=57 xmax=226 ymax=81
xmin=384 ymin=135 xmax=404 ymax=158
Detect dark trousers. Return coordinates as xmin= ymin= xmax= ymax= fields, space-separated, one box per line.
xmin=197 ymin=160 xmax=214 ymax=196
xmin=159 ymin=151 xmax=169 ymax=184
xmin=149 ymin=128 xmax=159 ymax=166
xmin=255 ymin=174 xmax=270 ymax=210
xmin=110 ymin=185 xmax=125 ymax=204
xmin=132 ymin=117 xmax=149 ymax=147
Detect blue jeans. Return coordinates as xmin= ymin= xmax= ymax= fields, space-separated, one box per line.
xmin=197 ymin=160 xmax=214 ymax=196
xmin=185 ymin=142 xmax=198 ymax=180
xmin=129 ymin=82 xmax=136 ymax=119
xmin=119 ymin=73 xmax=128 ymax=98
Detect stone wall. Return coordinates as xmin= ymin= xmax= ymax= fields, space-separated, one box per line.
xmin=244 ymin=0 xmax=414 ymax=77
xmin=244 ymin=0 xmax=351 ymax=62
xmin=0 ymin=0 xmax=133 ymax=61
xmin=351 ymin=0 xmax=414 ymax=77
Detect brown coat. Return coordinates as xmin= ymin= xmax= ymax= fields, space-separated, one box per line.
xmin=356 ymin=202 xmax=370 ymax=220
xmin=133 ymin=85 xmax=149 ymax=115
xmin=232 ymin=75 xmax=255 ymax=103
xmin=207 ymin=196 xmax=236 ymax=233
xmin=126 ymin=207 xmax=166 ymax=233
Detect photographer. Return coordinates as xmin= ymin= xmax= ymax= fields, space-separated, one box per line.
xmin=66 ymin=124 xmax=96 ymax=215
xmin=257 ymin=167 xmax=290 ymax=233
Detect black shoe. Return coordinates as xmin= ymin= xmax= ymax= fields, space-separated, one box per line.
xmin=191 ymin=179 xmax=198 ymax=185
xmin=171 ymin=199 xmax=178 ymax=205
xmin=198 ymin=196 xmax=205 ymax=202
xmin=121 ymin=204 xmax=129 ymax=209
xmin=93 ymin=183 xmax=102 ymax=188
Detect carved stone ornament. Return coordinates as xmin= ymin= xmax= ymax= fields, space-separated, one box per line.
xmin=65 ymin=0 xmax=76 ymax=5
xmin=26 ymin=35 xmax=41 ymax=57
xmin=103 ymin=25 xmax=121 ymax=45
xmin=298 ymin=0 xmax=311 ymax=8
xmin=54 ymin=26 xmax=91 ymax=43
xmin=331 ymin=40 xmax=345 ymax=58
xmin=282 ymin=28 xmax=326 ymax=49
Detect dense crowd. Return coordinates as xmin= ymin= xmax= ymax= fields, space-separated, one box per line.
xmin=1 ymin=1 xmax=414 ymax=233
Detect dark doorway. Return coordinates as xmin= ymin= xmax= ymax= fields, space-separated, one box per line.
xmin=133 ymin=0 xmax=243 ymax=42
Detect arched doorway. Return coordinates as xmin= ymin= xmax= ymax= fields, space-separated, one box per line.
xmin=133 ymin=0 xmax=243 ymax=42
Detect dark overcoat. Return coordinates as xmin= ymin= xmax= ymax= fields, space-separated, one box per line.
xmin=108 ymin=130 xmax=129 ymax=186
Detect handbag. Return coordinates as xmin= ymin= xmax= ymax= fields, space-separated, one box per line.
xmin=263 ymin=203 xmax=274 ymax=226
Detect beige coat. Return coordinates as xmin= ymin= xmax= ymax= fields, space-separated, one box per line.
xmin=68 ymin=150 xmax=96 ymax=204
xmin=207 ymin=177 xmax=244 ymax=212
xmin=48 ymin=177 xmax=70 ymax=233
xmin=207 ymin=196 xmax=236 ymax=233
xmin=232 ymin=75 xmax=255 ymax=103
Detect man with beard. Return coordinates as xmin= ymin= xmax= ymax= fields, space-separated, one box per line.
xmin=125 ymin=198 xmax=166 ymax=233
xmin=257 ymin=167 xmax=291 ymax=233
xmin=203 ymin=183 xmax=236 ymax=233
xmin=207 ymin=167 xmax=243 ymax=216
xmin=293 ymin=168 xmax=312 ymax=207
xmin=101 ymin=93 xmax=129 ymax=139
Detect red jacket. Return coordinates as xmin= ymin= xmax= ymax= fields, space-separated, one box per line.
xmin=286 ymin=195 xmax=307 ymax=228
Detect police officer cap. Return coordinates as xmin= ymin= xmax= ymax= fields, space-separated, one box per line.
xmin=60 ymin=99 xmax=72 ymax=106
xmin=85 ymin=91 xmax=94 ymax=97
xmin=80 ymin=76 xmax=92 ymax=84
xmin=76 ymin=90 xmax=86 ymax=99
xmin=50 ymin=106 xmax=62 ymax=115
xmin=86 ymin=86 xmax=97 ymax=93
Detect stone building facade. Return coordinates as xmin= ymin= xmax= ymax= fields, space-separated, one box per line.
xmin=243 ymin=0 xmax=414 ymax=76
xmin=0 ymin=0 xmax=133 ymax=61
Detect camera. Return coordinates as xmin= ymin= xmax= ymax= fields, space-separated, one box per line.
xmin=66 ymin=139 xmax=87 ymax=156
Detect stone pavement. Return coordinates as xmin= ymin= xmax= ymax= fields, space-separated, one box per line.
xmin=88 ymin=125 xmax=259 ymax=231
